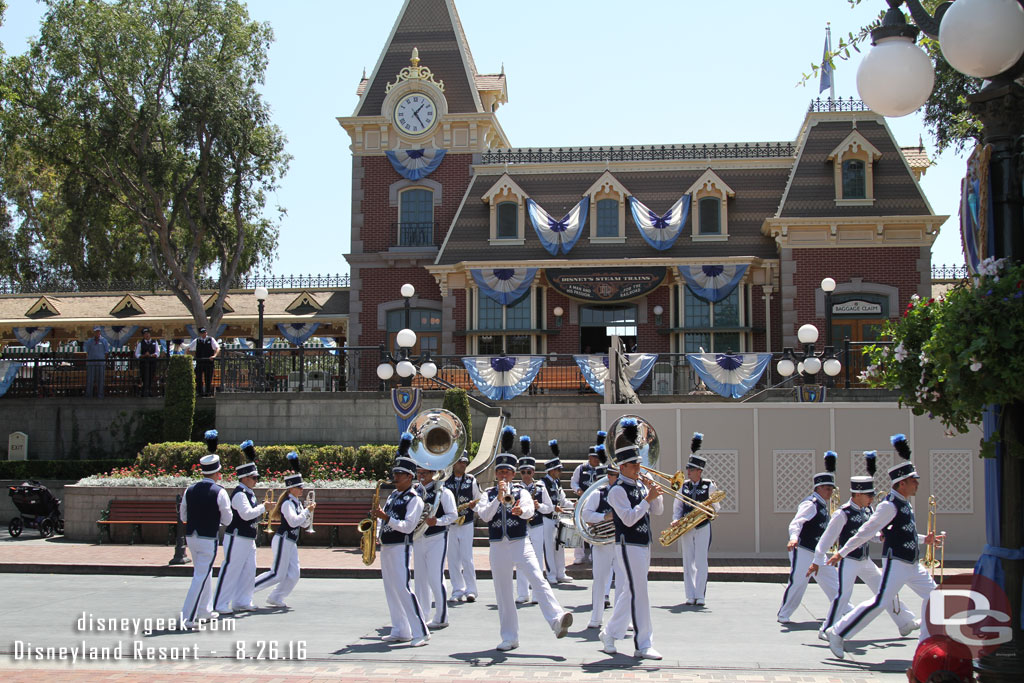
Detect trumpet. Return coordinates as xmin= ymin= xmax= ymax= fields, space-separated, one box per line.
xmin=258 ymin=488 xmax=275 ymax=530
xmin=829 ymin=486 xmax=841 ymax=553
xmin=304 ymin=490 xmax=316 ymax=534
xmin=264 ymin=490 xmax=286 ymax=532
xmin=922 ymin=494 xmax=945 ymax=584
xmin=499 ymin=482 xmax=516 ymax=508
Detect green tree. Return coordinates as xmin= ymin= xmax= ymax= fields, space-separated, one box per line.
xmin=163 ymin=355 xmax=195 ymax=441
xmin=0 ymin=0 xmax=289 ymax=327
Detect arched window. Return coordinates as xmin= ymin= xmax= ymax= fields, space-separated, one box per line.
xmin=496 ymin=202 xmax=518 ymax=239
xmin=399 ymin=188 xmax=434 ymax=246
xmin=842 ymin=160 xmax=866 ymax=199
xmin=698 ymin=197 xmax=721 ymax=235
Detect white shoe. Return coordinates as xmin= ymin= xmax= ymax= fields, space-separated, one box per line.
xmin=682 ymin=599 xmax=696 ymax=606
xmin=409 ymin=635 xmax=430 ymax=647
xmin=266 ymin=599 xmax=289 ymax=609
xmin=899 ymin=618 xmax=922 ymax=637
xmin=427 ymin=621 xmax=449 ymax=629
xmin=451 ymin=590 xmax=465 ymax=601
xmin=552 ymin=612 xmax=573 ymax=638
xmin=695 ymin=598 xmax=705 ymax=606
xmin=599 ymin=629 xmax=617 ymax=655
xmin=818 ymin=630 xmax=829 ymax=642
xmin=635 ymin=648 xmax=663 ymax=660
xmin=196 ymin=611 xmax=219 ymax=621
xmin=496 ymin=640 xmax=519 ymax=651
xmin=382 ymin=634 xmax=411 ymax=643
xmin=182 ymin=620 xmax=197 ymax=629
xmin=556 ymin=576 xmax=573 ymax=583
xmin=231 ymin=604 xmax=257 ymax=612
xmin=465 ymin=594 xmax=477 ymax=603
xmin=777 ymin=616 xmax=794 ymax=624
xmin=515 ymin=598 xmax=529 ymax=604
xmin=587 ymin=622 xmax=601 ymax=629
xmin=825 ymin=628 xmax=845 ymax=659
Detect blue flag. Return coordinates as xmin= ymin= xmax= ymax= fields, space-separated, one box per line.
xmin=819 ymin=31 xmax=833 ymax=94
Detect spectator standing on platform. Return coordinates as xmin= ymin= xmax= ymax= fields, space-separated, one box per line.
xmin=134 ymin=328 xmax=161 ymax=397
xmin=188 ymin=327 xmax=220 ymax=397
xmin=84 ymin=327 xmax=110 ymax=398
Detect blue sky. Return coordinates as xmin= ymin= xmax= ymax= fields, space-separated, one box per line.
xmin=1 ymin=0 xmax=968 ymax=276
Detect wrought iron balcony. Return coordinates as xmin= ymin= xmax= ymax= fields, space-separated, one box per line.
xmin=395 ymin=222 xmax=437 ymax=248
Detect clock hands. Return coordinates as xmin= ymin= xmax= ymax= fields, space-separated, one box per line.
xmin=412 ymin=103 xmax=426 ymax=127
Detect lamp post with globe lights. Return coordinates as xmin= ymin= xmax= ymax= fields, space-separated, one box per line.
xmin=856 ymin=1 xmax=1024 ymax=676
xmin=254 ymin=286 xmax=269 ymax=392
xmin=376 ymin=284 xmax=438 ymax=388
xmin=775 ymin=323 xmax=843 ymax=388
xmin=821 ymin=277 xmax=837 ymax=348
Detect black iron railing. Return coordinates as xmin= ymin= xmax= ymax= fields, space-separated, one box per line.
xmin=808 ymin=97 xmax=872 ymax=113
xmin=480 ymin=142 xmax=796 ymax=165
xmin=931 ymin=263 xmax=969 ymax=280
xmin=394 ymin=222 xmax=437 ymax=248
xmin=0 ymin=273 xmax=350 ymax=295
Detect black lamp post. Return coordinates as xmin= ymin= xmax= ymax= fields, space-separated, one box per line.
xmin=254 ymin=286 xmax=268 ymax=392
xmin=821 ymin=277 xmax=836 ymax=348
xmin=776 ymin=323 xmax=843 ymax=385
xmin=856 ymin=1 xmax=1024 ymax=678
xmin=376 ymin=283 xmax=437 ymax=388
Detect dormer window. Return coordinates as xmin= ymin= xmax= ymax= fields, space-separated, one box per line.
xmin=686 ymin=169 xmax=734 ymax=241
xmin=828 ymin=130 xmax=882 ymax=205
xmin=584 ymin=171 xmax=629 ymax=243
xmin=482 ymin=173 xmax=528 ymax=245
xmin=496 ymin=202 xmax=518 ymax=239
xmin=698 ymin=197 xmax=722 ymax=235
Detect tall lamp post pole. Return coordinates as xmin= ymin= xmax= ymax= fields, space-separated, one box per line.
xmin=254 ymin=286 xmax=268 ymax=392
xmin=855 ymin=1 xmax=1024 ymax=677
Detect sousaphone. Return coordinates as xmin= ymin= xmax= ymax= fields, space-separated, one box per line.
xmin=406 ymin=409 xmax=466 ymax=539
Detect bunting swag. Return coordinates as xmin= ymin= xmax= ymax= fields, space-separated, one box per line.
xmin=391 ymin=387 xmax=422 ymax=435
xmin=628 ymin=195 xmax=690 ymax=251
xmin=0 ymin=361 xmax=23 ymax=398
xmin=385 ymin=149 xmax=447 ymax=180
xmin=100 ymin=325 xmax=139 ymax=348
xmin=526 ymin=198 xmax=588 ymax=256
xmin=686 ymin=352 xmax=772 ymax=399
xmin=187 ymin=324 xmax=227 ymax=340
xmin=470 ymin=268 xmax=538 ymax=305
xmin=12 ymin=326 xmax=51 ymax=349
xmin=462 ymin=355 xmax=545 ymax=400
xmin=277 ymin=322 xmax=321 ymax=346
xmin=677 ymin=264 xmax=749 ymax=303
xmin=573 ymin=353 xmax=659 ymax=395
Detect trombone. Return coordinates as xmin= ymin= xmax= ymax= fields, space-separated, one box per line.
xmin=638 ymin=465 xmax=718 ymax=519
xmin=922 ymin=494 xmax=945 ymax=584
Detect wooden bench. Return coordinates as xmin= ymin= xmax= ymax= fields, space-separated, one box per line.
xmin=301 ymin=501 xmax=369 ymax=548
xmin=97 ymin=499 xmax=179 ymax=545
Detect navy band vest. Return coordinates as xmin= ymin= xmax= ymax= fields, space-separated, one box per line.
xmin=274 ymin=497 xmax=302 ymax=542
xmin=578 ymin=464 xmax=596 ymax=491
xmin=679 ymin=479 xmax=714 ymax=530
xmin=185 ymin=479 xmax=222 ymax=538
xmin=882 ymin=493 xmax=919 ymax=563
xmin=225 ymin=485 xmax=259 ymax=539
xmin=838 ymin=502 xmax=870 ymax=560
xmin=525 ymin=482 xmax=545 ymax=527
xmin=140 ymin=339 xmax=157 ymax=355
xmin=422 ymin=485 xmax=447 ymax=538
xmin=380 ymin=488 xmax=418 ymax=545
xmin=444 ymin=474 xmax=476 ymax=525
xmin=596 ymin=485 xmax=612 ymax=516
xmin=611 ymin=478 xmax=652 ymax=546
xmin=194 ymin=337 xmax=215 ymax=359
xmin=797 ymin=494 xmax=828 ymax=551
xmin=541 ymin=476 xmax=560 ymax=519
xmin=486 ymin=485 xmax=527 ymax=540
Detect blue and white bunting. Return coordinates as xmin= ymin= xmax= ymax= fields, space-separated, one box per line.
xmin=677 ymin=264 xmax=749 ymax=303
xmin=470 ymin=268 xmax=538 ymax=305
xmin=12 ymin=326 xmax=52 ymax=349
xmin=385 ymin=149 xmax=447 ymax=181
xmin=187 ymin=324 xmax=227 ymax=340
xmin=462 ymin=355 xmax=545 ymax=401
xmin=573 ymin=353 xmax=659 ymax=395
xmin=686 ymin=352 xmax=772 ymax=399
xmin=319 ymin=337 xmax=341 ymax=356
xmin=0 ymin=361 xmax=23 ymax=397
xmin=277 ymin=322 xmax=321 ymax=346
xmin=100 ymin=325 xmax=139 ymax=348
xmin=628 ymin=195 xmax=690 ymax=251
xmin=526 ymin=198 xmax=588 ymax=256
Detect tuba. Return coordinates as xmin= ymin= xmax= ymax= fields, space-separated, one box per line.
xmin=574 ymin=475 xmax=615 ymax=545
xmin=407 ymin=409 xmax=466 ymax=539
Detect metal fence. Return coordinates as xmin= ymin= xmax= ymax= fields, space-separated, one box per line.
xmin=0 ymin=273 xmax=350 ymax=295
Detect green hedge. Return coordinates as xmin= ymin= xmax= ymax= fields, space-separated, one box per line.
xmin=0 ymin=459 xmax=134 ymax=481
xmin=163 ymin=355 xmax=195 ymax=441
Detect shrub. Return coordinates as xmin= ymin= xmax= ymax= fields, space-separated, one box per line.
xmin=0 ymin=459 xmax=134 ymax=481
xmin=163 ymin=356 xmax=195 ymax=441
xmin=442 ymin=387 xmax=472 ymax=442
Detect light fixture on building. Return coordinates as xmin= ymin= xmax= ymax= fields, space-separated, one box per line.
xmin=653 ymin=304 xmax=664 ymax=327
xmin=553 ymin=305 xmax=564 ymax=328
xmin=376 ymin=283 xmax=437 ymax=386
xmin=776 ymin=323 xmax=842 ymax=382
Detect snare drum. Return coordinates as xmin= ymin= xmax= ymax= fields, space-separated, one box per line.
xmin=555 ymin=515 xmax=584 ymax=549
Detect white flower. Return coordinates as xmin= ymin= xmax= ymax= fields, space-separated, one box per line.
xmin=932 ymin=391 xmax=941 ymax=401
xmin=911 ymin=294 xmax=921 ymax=302
xmin=894 ymin=343 xmax=908 ymax=361
xmin=970 ymin=359 xmax=983 ymax=372
xmin=919 ymin=352 xmax=929 ymax=364
xmin=881 ymin=347 xmax=890 ymax=358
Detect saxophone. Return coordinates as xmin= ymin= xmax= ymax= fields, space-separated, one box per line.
xmin=357 ymin=480 xmax=387 ymax=566
xmin=659 ymin=490 xmax=727 ymax=546
xmin=453 ymin=498 xmax=480 ymax=526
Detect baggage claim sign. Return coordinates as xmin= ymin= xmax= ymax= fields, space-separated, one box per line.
xmin=546 ymin=268 xmax=666 ymax=302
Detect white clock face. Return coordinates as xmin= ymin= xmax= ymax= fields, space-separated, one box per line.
xmin=394 ymin=93 xmax=437 ymax=135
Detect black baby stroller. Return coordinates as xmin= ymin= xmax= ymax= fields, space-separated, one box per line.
xmin=8 ymin=481 xmax=64 ymax=537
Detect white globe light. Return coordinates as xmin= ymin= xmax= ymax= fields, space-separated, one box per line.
xmin=777 ymin=359 xmax=796 ymax=377
xmin=803 ymin=357 xmax=822 ymax=375
xmin=821 ymin=277 xmax=836 ymax=293
xmin=396 ymin=328 xmax=417 ymax=349
xmin=653 ymin=305 xmax=664 ymax=316
xmin=376 ymin=363 xmax=394 ymax=381
xmin=856 ymin=36 xmax=935 ymax=117
xmin=254 ymin=285 xmax=269 ymax=301
xmin=400 ymin=283 xmax=416 ymax=298
xmin=797 ymin=324 xmax=820 ymax=345
xmin=396 ymin=360 xmax=416 ymax=378
xmin=797 ymin=361 xmax=806 ymax=375
xmin=553 ymin=306 xmax=564 ymax=317
xmin=420 ymin=361 xmax=437 ymax=379
xmin=939 ymin=0 xmax=1024 ymax=78
xmin=823 ymin=358 xmax=843 ymax=377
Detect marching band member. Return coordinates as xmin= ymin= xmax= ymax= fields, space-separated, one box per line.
xmin=516 ymin=435 xmax=552 ymax=605
xmin=376 ymin=434 xmax=430 ymax=646
xmin=570 ymin=431 xmax=605 ymax=564
xmin=600 ymin=418 xmax=664 ymax=660
xmin=777 ymin=451 xmax=840 ymax=625
xmin=444 ymin=451 xmax=481 ymax=603
xmin=213 ymin=440 xmax=265 ymax=614
xmin=808 ymin=451 xmax=919 ymax=641
xmin=254 ymin=452 xmax=315 ymax=609
xmin=825 ymin=435 xmax=942 ymax=660
xmin=179 ymin=429 xmax=232 ymax=628
xmin=475 ymin=426 xmax=572 ymax=652
xmin=581 ymin=445 xmax=616 ymax=628
xmin=413 ymin=464 xmax=458 ymax=629
xmin=541 ymin=442 xmax=571 ymax=584
xmin=673 ymin=432 xmax=719 ymax=607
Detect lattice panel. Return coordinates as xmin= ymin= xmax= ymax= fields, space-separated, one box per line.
xmin=701 ymin=450 xmax=738 ymax=514
xmin=774 ymin=450 xmax=816 ymax=513
xmin=850 ymin=449 xmax=894 ymax=497
xmin=930 ymin=450 xmax=974 ymax=514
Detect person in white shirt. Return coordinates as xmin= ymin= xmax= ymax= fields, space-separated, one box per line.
xmin=515 ymin=436 xmax=553 ymax=605
xmin=134 ymin=327 xmax=161 ymax=397
xmin=569 ymin=431 xmax=605 ymax=563
xmin=254 ymin=453 xmax=315 ymax=609
xmin=413 ymin=465 xmax=458 ymax=629
xmin=671 ymin=433 xmax=720 ymax=607
xmin=444 ymin=452 xmax=481 ymax=603
xmin=212 ymin=440 xmax=265 ymax=614
xmin=540 ymin=442 xmax=571 ymax=584
xmin=187 ymin=327 xmax=220 ymax=398
xmin=580 ymin=447 xmax=617 ymax=628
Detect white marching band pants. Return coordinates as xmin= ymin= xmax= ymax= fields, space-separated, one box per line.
xmin=447 ymin=520 xmax=477 ymax=597
xmin=680 ymin=524 xmax=712 ymax=602
xmin=254 ymin=533 xmax=300 ymax=604
xmin=778 ymin=546 xmax=839 ymax=620
xmin=213 ymin=532 xmax=257 ymax=612
xmin=517 ymin=524 xmax=546 ymax=601
xmin=414 ymin=532 xmax=448 ymax=625
xmin=542 ymin=516 xmax=566 ymax=582
xmin=181 ymin=535 xmax=218 ymax=622
xmin=590 ymin=542 xmax=615 ymax=625
xmin=490 ymin=536 xmax=564 ymax=645
xmin=821 ymin=556 xmax=918 ymax=634
xmin=833 ymin=557 xmax=935 ymax=642
xmin=380 ymin=542 xmax=428 ymax=640
xmin=605 ymin=542 xmax=655 ymax=652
